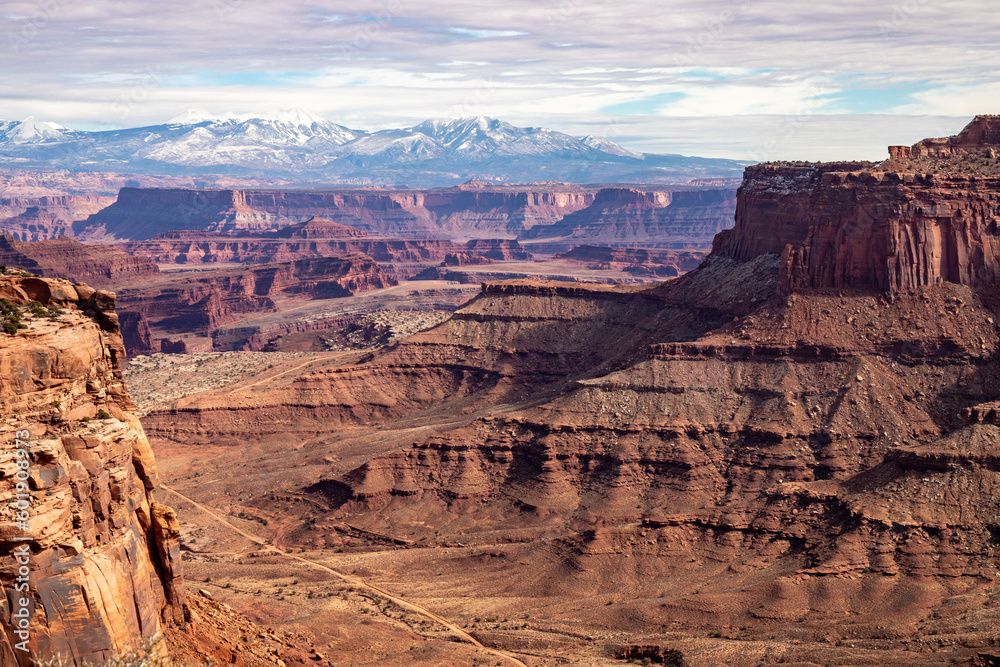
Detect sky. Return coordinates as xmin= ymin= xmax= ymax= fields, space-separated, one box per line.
xmin=1 ymin=0 xmax=998 ymax=161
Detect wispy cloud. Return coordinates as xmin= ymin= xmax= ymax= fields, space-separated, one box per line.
xmin=0 ymin=0 xmax=996 ymax=157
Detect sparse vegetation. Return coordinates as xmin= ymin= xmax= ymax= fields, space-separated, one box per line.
xmin=96 ymin=409 xmax=112 ymax=420
xmin=35 ymin=641 xmax=217 ymax=666
xmin=0 ymin=298 xmax=26 ymax=335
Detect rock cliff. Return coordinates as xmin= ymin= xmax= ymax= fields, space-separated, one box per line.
xmin=76 ymin=185 xmax=597 ymax=241
xmin=0 ymin=273 xmax=185 ymax=664
xmin=0 ymin=196 xmax=115 ymax=242
xmin=713 ymin=161 xmax=1000 ymax=293
xmin=461 ymin=239 xmax=532 ymax=261
xmin=264 ymin=215 xmax=368 ymax=239
xmin=0 ymin=236 xmax=160 ymax=288
xmin=115 ymin=255 xmax=395 ymax=337
xmin=520 ymin=186 xmax=736 ymax=247
xmin=892 ymin=114 xmax=1000 ymax=159
xmin=121 ymin=232 xmax=465 ymax=268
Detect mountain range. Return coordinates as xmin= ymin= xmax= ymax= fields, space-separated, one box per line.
xmin=0 ymin=111 xmax=746 ymax=187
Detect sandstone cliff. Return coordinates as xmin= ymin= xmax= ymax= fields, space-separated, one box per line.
xmin=713 ymin=159 xmax=1000 ymax=292
xmin=116 ymin=255 xmax=395 ymax=337
xmin=0 ymin=196 xmax=115 ymax=242
xmin=76 ymin=185 xmax=597 ymax=241
xmin=0 ymin=273 xmax=184 ymax=664
xmin=520 ymin=186 xmax=736 ymax=247
xmin=891 ymin=114 xmax=1000 ymax=159
xmin=121 ymin=233 xmax=465 ymax=266
xmin=264 ymin=215 xmax=367 ymax=239
xmin=0 ymin=236 xmax=160 ymax=288
xmin=461 ymin=239 xmax=532 ymax=261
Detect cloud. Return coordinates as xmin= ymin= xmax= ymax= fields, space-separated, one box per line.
xmin=0 ymin=0 xmax=996 ymax=157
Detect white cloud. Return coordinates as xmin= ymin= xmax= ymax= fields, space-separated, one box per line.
xmin=0 ymin=0 xmax=996 ymax=158
xmin=893 ymin=83 xmax=1000 ymax=116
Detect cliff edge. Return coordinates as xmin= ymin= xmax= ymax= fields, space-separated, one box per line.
xmin=0 ymin=270 xmax=185 ymax=664
xmin=713 ymin=116 xmax=1000 ymax=292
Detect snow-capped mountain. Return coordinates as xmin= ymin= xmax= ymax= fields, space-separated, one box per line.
xmin=581 ymin=134 xmax=645 ymax=160
xmin=0 ymin=111 xmax=746 ymax=186
xmin=0 ymin=117 xmax=79 ymax=144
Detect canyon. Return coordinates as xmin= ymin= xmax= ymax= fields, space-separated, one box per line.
xmin=73 ymin=182 xmax=736 ymax=245
xmin=5 ymin=116 xmax=1000 ymax=665
xmin=114 ymin=255 xmax=397 ymax=353
xmin=126 ymin=116 xmax=1000 ymax=666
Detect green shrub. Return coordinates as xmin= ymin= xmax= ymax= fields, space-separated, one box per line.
xmin=0 ymin=298 xmax=25 ymax=335
xmin=96 ymin=409 xmax=112 ymax=420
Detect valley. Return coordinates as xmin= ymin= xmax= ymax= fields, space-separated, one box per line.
xmin=4 ymin=116 xmax=1000 ymax=666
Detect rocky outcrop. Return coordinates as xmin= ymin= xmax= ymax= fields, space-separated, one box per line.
xmin=0 ymin=235 xmax=160 ymax=288
xmin=116 ymin=255 xmax=395 ymax=335
xmin=0 ymin=274 xmax=185 ymax=664
xmin=520 ymin=186 xmax=736 ymax=247
xmin=443 ymin=239 xmax=533 ymax=266
xmin=121 ymin=233 xmax=464 ymax=266
xmin=0 ymin=196 xmax=115 ymax=241
xmin=891 ymin=115 xmax=1000 ymax=159
xmin=713 ymin=156 xmax=1000 ymax=292
xmin=555 ymin=245 xmax=707 ymax=277
xmin=462 ymin=239 xmax=532 ymax=261
xmin=160 ymin=339 xmax=188 ymax=354
xmin=77 ymin=185 xmax=597 ymax=241
xmin=118 ymin=311 xmax=154 ymax=356
xmin=264 ymin=215 xmax=367 ymax=238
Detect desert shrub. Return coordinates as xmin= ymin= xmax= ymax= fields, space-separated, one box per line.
xmin=26 ymin=300 xmax=47 ymax=316
xmin=0 ymin=298 xmax=25 ymax=335
xmin=96 ymin=409 xmax=112 ymax=420
xmin=25 ymin=300 xmax=63 ymax=320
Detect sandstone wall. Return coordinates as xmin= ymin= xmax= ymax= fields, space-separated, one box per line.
xmin=115 ymin=255 xmax=395 ymax=335
xmin=77 ymin=185 xmax=598 ymax=241
xmin=121 ymin=235 xmax=465 ymax=265
xmin=521 ymin=186 xmax=736 ymax=246
xmin=0 ymin=236 xmax=160 ymax=288
xmin=713 ymin=163 xmax=1000 ymax=292
xmin=0 ymin=274 xmax=184 ymax=664
xmin=0 ymin=196 xmax=115 ymax=242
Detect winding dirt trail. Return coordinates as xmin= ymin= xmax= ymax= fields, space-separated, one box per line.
xmin=159 ymin=484 xmax=528 ymax=667
xmin=237 ymin=356 xmax=333 ymax=391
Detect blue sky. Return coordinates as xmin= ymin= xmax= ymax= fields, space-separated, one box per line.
xmin=1 ymin=0 xmax=997 ymax=160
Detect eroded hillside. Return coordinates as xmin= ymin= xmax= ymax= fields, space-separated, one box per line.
xmin=136 ymin=116 xmax=1000 ymax=666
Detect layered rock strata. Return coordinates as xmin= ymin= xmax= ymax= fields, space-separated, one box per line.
xmin=121 ymin=233 xmax=465 ymax=266
xmin=141 ymin=118 xmax=1000 ymax=656
xmin=0 ymin=274 xmax=185 ymax=664
xmin=115 ymin=255 xmax=395 ymax=335
xmin=0 ymin=236 xmax=160 ymax=288
xmin=0 ymin=196 xmax=114 ymax=242
xmin=555 ymin=245 xmax=707 ymax=277
xmin=315 ymin=119 xmax=1000 ymax=594
xmin=713 ymin=160 xmax=1000 ymax=292
xmin=520 ymin=186 xmax=736 ymax=247
xmin=76 ymin=185 xmax=597 ymax=241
